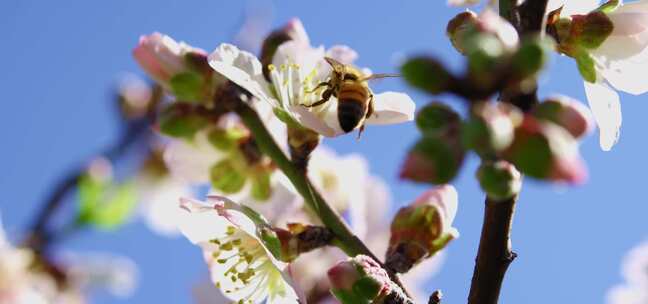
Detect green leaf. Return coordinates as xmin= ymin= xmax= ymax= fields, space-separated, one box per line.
xmin=90 ymin=182 xmax=137 ymax=230
xmin=159 ymin=105 xmax=209 ymax=138
xmin=210 ymin=159 xmax=247 ymax=194
xmin=77 ymin=175 xmax=106 ymax=224
xmin=170 ymin=72 xmax=204 ymax=101
xmin=76 ymin=177 xmax=137 ymax=230
xmin=401 ymin=57 xmax=452 ymax=94
xmin=575 ymin=50 xmax=597 ymax=83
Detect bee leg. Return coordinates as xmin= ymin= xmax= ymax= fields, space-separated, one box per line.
xmin=306 ymin=81 xmax=330 ymax=93
xmin=356 ymin=124 xmax=366 ymax=140
xmin=303 ymin=89 xmax=333 ymax=108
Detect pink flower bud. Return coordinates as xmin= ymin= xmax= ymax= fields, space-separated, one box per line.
xmin=504 ymin=116 xmax=588 ymax=184
xmin=132 ymin=33 xmax=210 ymax=95
xmin=463 ymin=102 xmax=523 ymax=157
xmin=400 ymin=134 xmax=465 ymax=185
xmin=447 ymin=9 xmax=519 ymax=55
xmin=386 ymin=185 xmax=459 ymax=273
xmin=328 ymin=255 xmax=410 ymax=304
xmin=532 ymin=96 xmax=594 ymax=139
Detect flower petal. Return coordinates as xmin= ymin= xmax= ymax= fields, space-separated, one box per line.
xmin=177 ymin=197 xmax=229 ymax=244
xmin=597 ymin=54 xmax=648 ymax=95
xmin=547 ymin=0 xmax=599 ymax=15
xmin=583 ymin=80 xmax=622 ymax=151
xmin=290 ymin=104 xmax=343 ymax=137
xmin=208 ymin=43 xmax=273 ymax=103
xmin=326 ymin=45 xmax=358 ymax=65
xmin=365 ymin=92 xmax=416 ymax=125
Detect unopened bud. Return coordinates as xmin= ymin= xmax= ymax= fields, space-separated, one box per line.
xmin=133 ymin=33 xmax=214 ymax=102
xmin=328 ymin=255 xmax=412 ymax=304
xmin=386 ymin=185 xmax=459 ymax=273
xmin=463 ymin=102 xmax=523 ymax=157
xmin=400 ymin=135 xmax=465 ymax=185
xmin=416 ymin=102 xmax=461 ymax=137
xmin=532 ymin=96 xmax=594 ymax=139
xmin=511 ymin=37 xmax=551 ymax=79
xmin=260 ymin=18 xmax=309 ymax=81
xmin=447 ymin=9 xmax=519 ymax=56
xmin=476 ymin=160 xmax=522 ymax=200
xmin=401 ymin=57 xmax=453 ymax=95
xmin=503 ymin=116 xmax=588 ymax=184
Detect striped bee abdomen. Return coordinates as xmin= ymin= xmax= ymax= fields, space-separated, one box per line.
xmin=337 ymin=99 xmax=366 ymax=132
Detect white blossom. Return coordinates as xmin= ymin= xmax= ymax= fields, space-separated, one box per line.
xmin=177 ymin=196 xmax=301 ymax=303
xmin=207 ymin=20 xmax=415 ymax=137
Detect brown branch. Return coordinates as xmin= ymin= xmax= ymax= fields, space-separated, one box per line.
xmin=467 ymin=196 xmax=518 ymax=304
xmin=466 ymin=1 xmax=548 ymax=303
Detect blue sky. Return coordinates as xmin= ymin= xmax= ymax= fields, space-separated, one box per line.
xmin=1 ymin=0 xmax=646 ymax=303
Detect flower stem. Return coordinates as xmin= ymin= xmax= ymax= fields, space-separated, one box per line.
xmin=236 ymin=102 xmax=410 ymax=295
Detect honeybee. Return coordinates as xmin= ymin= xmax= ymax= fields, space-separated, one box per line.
xmin=304 ymin=57 xmax=399 ymax=136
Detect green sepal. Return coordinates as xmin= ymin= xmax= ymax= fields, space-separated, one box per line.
xmin=207 ymin=128 xmax=247 ymax=151
xmin=331 ymin=289 xmax=371 ymax=304
xmin=577 ymin=12 xmax=614 ymax=50
xmin=258 ymin=226 xmax=284 ymax=261
xmin=273 ymin=107 xmax=303 ymax=130
xmin=209 ymin=159 xmax=247 ymax=194
xmin=575 ymin=50 xmax=597 ymax=83
xmin=170 ymin=72 xmax=204 ymax=102
xmin=596 ymin=0 xmax=620 ymax=13
xmin=159 ymin=105 xmax=209 ymax=138
xmin=352 ymin=277 xmax=382 ymax=300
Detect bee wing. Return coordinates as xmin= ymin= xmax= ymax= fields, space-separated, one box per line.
xmin=361 ymin=73 xmax=401 ymax=82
